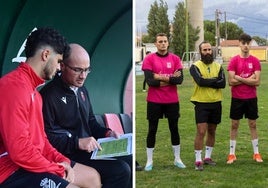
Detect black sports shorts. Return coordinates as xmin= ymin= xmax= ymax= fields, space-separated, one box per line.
xmin=230 ymin=97 xmax=258 ymax=120
xmin=147 ymin=102 xmax=180 ymax=120
xmin=194 ymin=101 xmax=222 ymax=124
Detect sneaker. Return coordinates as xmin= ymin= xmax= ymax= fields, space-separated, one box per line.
xmin=174 ymin=161 xmax=186 ymax=168
xmin=195 ymin=161 xmax=203 ymax=171
xmin=227 ymin=154 xmax=237 ymax=164
xmin=136 ymin=161 xmax=143 ymax=171
xmin=144 ymin=164 xmax=153 ymax=171
xmin=203 ymin=158 xmax=216 ymax=165
xmin=253 ymin=153 xmax=263 ymax=162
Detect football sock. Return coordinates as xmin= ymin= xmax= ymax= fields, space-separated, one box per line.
xmin=229 ymin=140 xmax=236 ymax=155
xmin=205 ymin=146 xmax=213 ymax=159
xmin=172 ymin=145 xmax=182 ymax=162
xmin=146 ymin=147 xmax=154 ymax=166
xmin=195 ymin=150 xmax=202 ymax=162
xmin=252 ymin=139 xmax=259 ymax=154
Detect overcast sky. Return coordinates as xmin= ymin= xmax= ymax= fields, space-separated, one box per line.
xmin=135 ymin=0 xmax=268 ymax=38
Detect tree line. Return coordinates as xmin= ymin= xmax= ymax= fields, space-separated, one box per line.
xmin=141 ymin=0 xmax=267 ymax=57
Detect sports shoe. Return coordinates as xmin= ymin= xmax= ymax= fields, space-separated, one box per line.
xmin=136 ymin=161 xmax=143 ymax=171
xmin=174 ymin=160 xmax=186 ymax=168
xmin=227 ymin=154 xmax=237 ymax=164
xmin=203 ymin=158 xmax=216 ymax=165
xmin=253 ymin=153 xmax=263 ymax=162
xmin=144 ymin=164 xmax=153 ymax=171
xmin=195 ymin=161 xmax=203 ymax=171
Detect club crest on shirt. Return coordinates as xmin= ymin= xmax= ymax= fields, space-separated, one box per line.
xmin=167 ymin=62 xmax=171 ymax=68
xmin=248 ymin=63 xmax=253 ymax=69
xmin=80 ymin=91 xmax=86 ymax=101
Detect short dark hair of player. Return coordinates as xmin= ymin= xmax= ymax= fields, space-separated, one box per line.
xmin=239 ymin=33 xmax=252 ymax=43
xmin=25 ymin=27 xmax=70 ymax=60
xmin=155 ymin=33 xmax=168 ymax=42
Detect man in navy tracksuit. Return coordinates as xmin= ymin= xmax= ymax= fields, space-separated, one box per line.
xmin=40 ymin=43 xmax=132 ymax=188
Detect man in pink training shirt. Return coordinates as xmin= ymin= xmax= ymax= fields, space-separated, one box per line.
xmin=227 ymin=33 xmax=263 ymax=164
xmin=142 ymin=33 xmax=185 ymax=171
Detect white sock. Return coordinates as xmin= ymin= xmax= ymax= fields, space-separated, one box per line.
xmin=146 ymin=147 xmax=154 ymax=166
xmin=172 ymin=145 xmax=182 ymax=162
xmin=195 ymin=150 xmax=202 ymax=162
xmin=252 ymin=139 xmax=259 ymax=154
xmin=229 ymin=140 xmax=236 ymax=155
xmin=205 ymin=146 xmax=213 ymax=159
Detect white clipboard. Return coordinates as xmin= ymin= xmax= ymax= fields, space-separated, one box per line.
xmin=91 ymin=133 xmax=132 ymax=159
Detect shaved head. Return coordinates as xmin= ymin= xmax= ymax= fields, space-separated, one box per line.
xmin=65 ymin=43 xmax=90 ymax=66
xmin=61 ymin=43 xmax=91 ymax=87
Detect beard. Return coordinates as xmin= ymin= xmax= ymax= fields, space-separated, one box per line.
xmin=201 ymin=53 xmax=214 ymax=64
xmin=43 ymin=69 xmax=55 ymax=80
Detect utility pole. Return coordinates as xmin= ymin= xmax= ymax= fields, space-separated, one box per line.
xmin=215 ymin=9 xmax=222 ymax=58
xmin=185 ymin=0 xmax=189 ymax=63
xmin=224 ymin=11 xmax=227 ymax=40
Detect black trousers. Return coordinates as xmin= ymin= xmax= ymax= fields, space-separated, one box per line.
xmin=68 ymin=150 xmax=132 ymax=188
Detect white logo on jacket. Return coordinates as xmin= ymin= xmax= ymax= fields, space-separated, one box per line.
xmin=40 ymin=178 xmax=61 ymax=188
xmin=61 ymin=97 xmax=67 ymax=104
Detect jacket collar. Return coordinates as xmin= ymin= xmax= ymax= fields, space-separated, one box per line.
xmin=19 ymin=62 xmax=45 ymax=89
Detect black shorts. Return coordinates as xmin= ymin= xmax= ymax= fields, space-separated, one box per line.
xmin=194 ymin=102 xmax=222 ymax=124
xmin=0 ymin=168 xmax=69 ymax=188
xmin=230 ymin=97 xmax=258 ymax=120
xmin=147 ymin=102 xmax=180 ymax=120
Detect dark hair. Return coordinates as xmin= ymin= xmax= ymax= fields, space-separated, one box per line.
xmin=25 ymin=27 xmax=70 ymax=59
xmin=155 ymin=33 xmax=168 ymax=42
xmin=198 ymin=41 xmax=209 ymax=53
xmin=239 ymin=33 xmax=252 ymax=42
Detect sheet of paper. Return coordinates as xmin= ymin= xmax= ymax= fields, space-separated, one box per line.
xmin=91 ymin=133 xmax=132 ymax=159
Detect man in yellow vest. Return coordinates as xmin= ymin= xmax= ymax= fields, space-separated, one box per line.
xmin=190 ymin=41 xmax=226 ymax=171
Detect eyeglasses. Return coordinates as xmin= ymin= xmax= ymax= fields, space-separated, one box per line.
xmin=64 ymin=63 xmax=91 ymax=75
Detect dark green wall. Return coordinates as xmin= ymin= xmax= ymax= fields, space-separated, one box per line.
xmin=0 ymin=0 xmax=132 ymax=114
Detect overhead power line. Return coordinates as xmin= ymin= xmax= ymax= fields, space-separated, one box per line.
xmin=205 ymin=10 xmax=268 ymax=38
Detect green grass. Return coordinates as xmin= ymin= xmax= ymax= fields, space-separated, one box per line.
xmin=135 ymin=62 xmax=268 ymax=188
